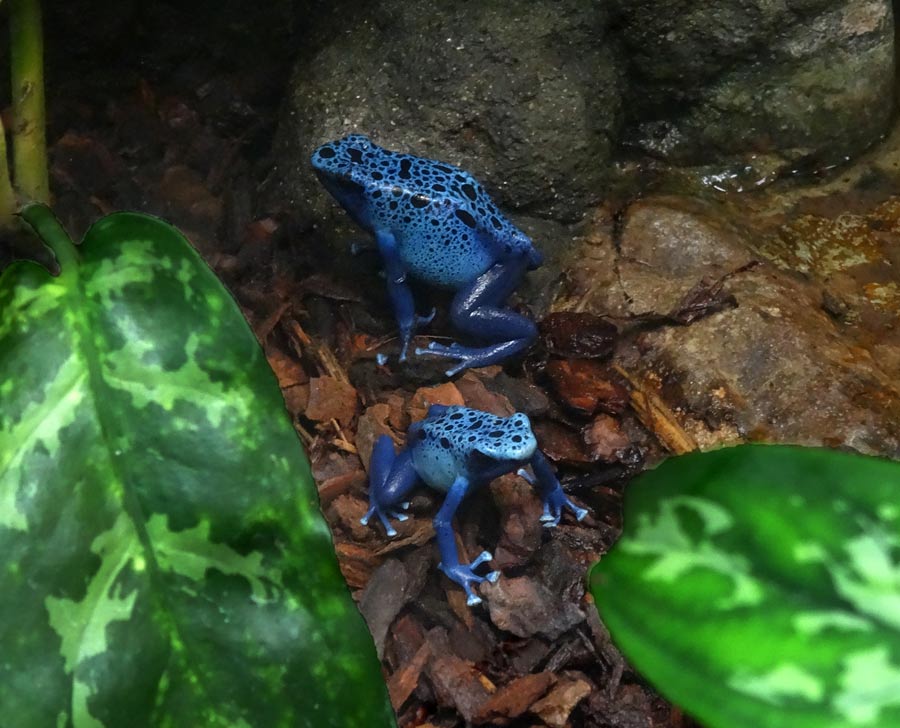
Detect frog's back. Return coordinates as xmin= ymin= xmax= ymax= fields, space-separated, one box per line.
xmin=313 ymin=135 xmax=535 ymax=288
xmin=412 ymin=406 xmax=536 ymax=490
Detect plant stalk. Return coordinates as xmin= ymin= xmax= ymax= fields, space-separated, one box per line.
xmin=0 ymin=115 xmax=15 ymax=228
xmin=19 ymin=203 xmax=78 ymax=277
xmin=9 ymin=0 xmax=49 ymax=204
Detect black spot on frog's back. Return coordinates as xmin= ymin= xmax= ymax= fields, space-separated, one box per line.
xmin=455 ymin=209 xmax=477 ymax=229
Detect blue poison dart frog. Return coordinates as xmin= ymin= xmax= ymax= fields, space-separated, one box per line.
xmin=361 ymin=405 xmax=588 ymax=606
xmin=311 ymin=134 xmax=543 ymax=377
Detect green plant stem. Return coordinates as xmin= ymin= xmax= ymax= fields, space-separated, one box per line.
xmin=0 ymin=115 xmax=15 ymax=229
xmin=19 ymin=202 xmax=78 ymax=276
xmin=10 ymin=0 xmax=49 ymax=204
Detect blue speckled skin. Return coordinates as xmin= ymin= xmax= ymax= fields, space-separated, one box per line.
xmin=362 ymin=405 xmax=588 ymax=606
xmin=311 ymin=134 xmax=543 ymax=376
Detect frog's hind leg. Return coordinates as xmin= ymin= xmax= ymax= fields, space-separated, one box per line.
xmin=415 ymin=254 xmax=537 ymax=377
xmin=361 ymin=435 xmax=419 ymax=536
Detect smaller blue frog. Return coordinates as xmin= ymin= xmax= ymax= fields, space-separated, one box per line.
xmin=311 ymin=134 xmax=543 ymax=376
xmin=362 ymin=405 xmax=588 ymax=606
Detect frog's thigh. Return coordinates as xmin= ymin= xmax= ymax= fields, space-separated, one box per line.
xmin=449 ymin=256 xmax=537 ymax=340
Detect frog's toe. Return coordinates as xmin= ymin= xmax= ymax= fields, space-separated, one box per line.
xmin=539 ymin=502 xmax=561 ymax=527
xmin=360 ymin=504 xmax=399 ymax=537
xmin=539 ymin=494 xmax=589 ymax=527
xmin=438 ymin=553 xmax=501 ymax=607
xmin=416 ymin=308 xmax=437 ymax=326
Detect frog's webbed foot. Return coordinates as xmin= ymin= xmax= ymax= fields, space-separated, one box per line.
xmin=360 ymin=500 xmax=411 ymax=537
xmin=438 ymin=550 xmax=501 ymax=606
xmin=416 ymin=339 xmax=530 ymax=377
xmin=518 ymin=461 xmax=589 ymax=528
xmin=398 ymin=308 xmax=438 ymax=362
xmin=539 ymin=492 xmax=588 ymax=527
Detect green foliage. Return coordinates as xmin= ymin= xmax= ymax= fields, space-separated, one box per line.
xmin=591 ymin=444 xmax=900 ymax=728
xmin=0 ymin=205 xmax=396 ymax=727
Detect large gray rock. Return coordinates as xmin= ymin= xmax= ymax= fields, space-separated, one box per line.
xmin=267 ymin=1 xmax=622 ymax=224
xmin=612 ymin=0 xmax=895 ymax=165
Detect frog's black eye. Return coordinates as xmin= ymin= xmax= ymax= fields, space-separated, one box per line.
xmin=348 ymin=148 xmax=363 ymax=163
xmin=318 ymin=147 xmax=336 ymax=159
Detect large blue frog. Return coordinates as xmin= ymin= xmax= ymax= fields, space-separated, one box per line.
xmin=311 ymin=134 xmax=543 ymax=377
xmin=362 ymin=405 xmax=588 ymax=606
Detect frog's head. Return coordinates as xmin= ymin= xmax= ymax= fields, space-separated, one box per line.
xmin=311 ymin=134 xmax=377 ymax=224
xmin=311 ymin=134 xmax=375 ymax=177
xmin=474 ymin=412 xmax=537 ymax=463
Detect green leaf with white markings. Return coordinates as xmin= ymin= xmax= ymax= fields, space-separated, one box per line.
xmin=0 ymin=204 xmax=395 ymax=728
xmin=590 ymin=444 xmax=900 ymax=728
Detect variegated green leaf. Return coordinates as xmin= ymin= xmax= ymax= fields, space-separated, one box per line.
xmin=0 ymin=205 xmax=395 ymax=728
xmin=590 ymin=445 xmax=900 ymax=728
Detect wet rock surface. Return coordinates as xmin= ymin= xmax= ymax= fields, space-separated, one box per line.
xmin=557 ymin=177 xmax=900 ymax=457
xmin=611 ymin=0 xmax=895 ymax=166
xmin=269 ymin=0 xmax=894 ymax=227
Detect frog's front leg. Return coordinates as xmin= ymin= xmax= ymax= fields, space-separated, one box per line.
xmin=435 ymin=475 xmax=500 ymax=606
xmin=361 ymin=434 xmax=420 ymax=536
xmin=416 ymin=253 xmax=537 ymax=377
xmin=519 ymin=450 xmax=589 ymax=527
xmin=375 ymin=229 xmax=435 ymax=361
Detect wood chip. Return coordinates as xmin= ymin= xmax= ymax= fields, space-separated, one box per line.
xmin=408 ymin=382 xmax=465 ymax=422
xmin=387 ymin=641 xmax=432 ymax=710
xmin=456 ymin=371 xmax=515 ymax=415
xmin=613 ymin=365 xmax=697 ymax=453
xmin=356 ymin=403 xmax=397 ymax=472
xmin=581 ymin=414 xmax=632 ymax=462
xmin=473 ymin=672 xmax=555 ymax=724
xmin=317 ymin=469 xmax=366 ymax=504
xmin=305 ymin=376 xmax=359 ymax=427
xmin=545 ymin=359 xmax=629 ymax=417
xmin=530 ymin=674 xmax=593 ymax=728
